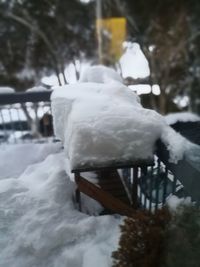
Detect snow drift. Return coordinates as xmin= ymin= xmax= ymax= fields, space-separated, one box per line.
xmin=0 ymin=143 xmax=121 ymax=267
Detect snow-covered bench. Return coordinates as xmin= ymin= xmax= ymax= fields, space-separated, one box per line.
xmin=51 ymin=66 xmax=200 ymax=214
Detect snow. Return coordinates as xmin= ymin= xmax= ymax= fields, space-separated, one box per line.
xmin=165 ymin=112 xmax=200 ymax=125
xmin=52 ymin=80 xmax=165 ymax=170
xmin=119 ymin=42 xmax=150 ymax=79
xmin=0 ymin=143 xmax=62 ymax=179
xmin=26 ymin=86 xmax=48 ymax=92
xmin=0 ymin=86 xmax=15 ymax=93
xmin=79 ymin=65 xmax=123 ymax=84
xmin=0 ymin=143 xmax=121 ymax=267
xmin=129 ymin=84 xmax=161 ymax=96
xmin=161 ymin=127 xmax=189 ymax=163
xmin=167 ymin=195 xmax=192 ymax=211
xmin=52 ymin=66 xmax=200 ymax=168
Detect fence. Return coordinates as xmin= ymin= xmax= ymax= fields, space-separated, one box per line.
xmin=0 ymin=91 xmax=54 ymax=144
xmin=121 ymin=157 xmax=186 ymax=212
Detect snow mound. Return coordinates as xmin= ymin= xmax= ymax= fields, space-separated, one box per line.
xmin=0 ymin=143 xmax=62 ymax=179
xmin=79 ymin=65 xmax=123 ymax=84
xmin=0 ymin=145 xmax=121 ymax=267
xmin=0 ymin=86 xmax=15 ymax=93
xmin=52 ymin=81 xmax=165 ymax=170
xmin=165 ymin=112 xmax=200 ymax=125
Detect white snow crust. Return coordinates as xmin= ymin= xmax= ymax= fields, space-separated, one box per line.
xmin=51 ymin=81 xmax=165 ymax=170
xmin=0 ymin=86 xmax=15 ymax=93
xmin=165 ymin=112 xmax=200 ymax=125
xmin=0 ymin=143 xmax=62 ymax=179
xmin=79 ymin=65 xmax=123 ymax=84
xmin=0 ymin=143 xmax=121 ymax=267
xmin=26 ymin=86 xmax=48 ymax=92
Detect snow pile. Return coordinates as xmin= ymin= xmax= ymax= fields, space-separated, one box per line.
xmin=79 ymin=65 xmax=123 ymax=84
xmin=0 ymin=143 xmax=121 ymax=267
xmin=165 ymin=112 xmax=200 ymax=125
xmin=0 ymin=86 xmax=15 ymax=93
xmin=0 ymin=143 xmax=62 ymax=179
xmin=52 ymin=80 xmax=165 ymax=170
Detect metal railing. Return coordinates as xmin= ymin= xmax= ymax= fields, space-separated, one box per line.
xmin=127 ymin=157 xmax=187 ymax=212
xmin=0 ymin=91 xmax=55 ymax=144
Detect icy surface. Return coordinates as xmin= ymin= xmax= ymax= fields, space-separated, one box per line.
xmin=79 ymin=65 xmax=123 ymax=84
xmin=165 ymin=112 xmax=200 ymax=125
xmin=52 ymin=81 xmax=164 ymax=170
xmin=0 ymin=86 xmax=15 ymax=93
xmin=0 ymin=143 xmax=121 ymax=267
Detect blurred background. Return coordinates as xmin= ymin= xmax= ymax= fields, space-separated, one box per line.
xmin=0 ymin=0 xmax=200 ymax=143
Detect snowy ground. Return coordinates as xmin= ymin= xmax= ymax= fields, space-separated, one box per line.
xmin=0 ymin=143 xmax=122 ymax=267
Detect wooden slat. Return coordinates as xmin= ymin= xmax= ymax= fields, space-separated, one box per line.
xmin=72 ymin=160 xmax=154 ymax=173
xmin=97 ymin=170 xmax=131 ymax=204
xmin=75 ymin=174 xmax=135 ymax=217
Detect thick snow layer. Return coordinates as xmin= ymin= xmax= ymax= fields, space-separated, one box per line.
xmin=0 ymin=86 xmax=15 ymax=93
xmin=0 ymin=143 xmax=62 ymax=179
xmin=0 ymin=143 xmax=121 ymax=267
xmin=52 ymin=81 xmax=164 ymax=170
xmin=26 ymin=86 xmax=48 ymax=92
xmin=161 ymin=126 xmax=200 ymax=164
xmin=79 ymin=65 xmax=123 ymax=84
xmin=165 ymin=112 xmax=200 ymax=125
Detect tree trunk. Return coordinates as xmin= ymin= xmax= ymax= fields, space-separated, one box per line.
xmin=159 ymin=89 xmax=167 ymax=115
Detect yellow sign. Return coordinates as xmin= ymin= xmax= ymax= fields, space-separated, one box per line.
xmin=96 ymin=17 xmax=126 ymax=63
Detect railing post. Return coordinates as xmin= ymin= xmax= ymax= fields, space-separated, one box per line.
xmin=132 ymin=167 xmax=138 ymax=209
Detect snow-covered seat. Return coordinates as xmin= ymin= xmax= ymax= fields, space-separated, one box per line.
xmin=51 ymin=66 xmax=198 ymax=213
xmin=51 ymin=81 xmax=164 ymax=171
xmin=51 ymin=76 xmax=165 ymax=214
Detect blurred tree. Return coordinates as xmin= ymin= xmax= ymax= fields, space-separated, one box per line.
xmin=0 ymin=0 xmax=96 ymax=91
xmin=125 ymin=0 xmax=200 ymax=114
xmin=99 ymin=0 xmax=200 ymax=114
